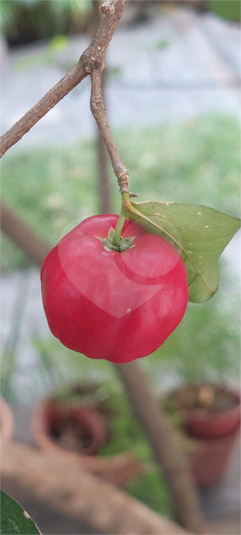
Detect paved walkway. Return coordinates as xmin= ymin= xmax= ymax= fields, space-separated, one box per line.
xmin=1 ymin=5 xmax=240 ymax=151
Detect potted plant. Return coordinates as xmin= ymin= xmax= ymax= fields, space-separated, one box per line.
xmin=31 ymin=381 xmax=144 ymax=485
xmin=163 ymin=383 xmax=240 ymax=487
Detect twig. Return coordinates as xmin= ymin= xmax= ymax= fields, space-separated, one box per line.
xmin=90 ymin=69 xmax=129 ymax=193
xmin=0 ymin=63 xmax=86 ymax=158
xmin=0 ymin=0 xmax=129 ymax=160
xmin=91 ymin=1 xmax=112 ymax=213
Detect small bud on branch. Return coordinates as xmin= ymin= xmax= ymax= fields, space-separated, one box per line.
xmin=100 ymin=0 xmax=115 ymax=15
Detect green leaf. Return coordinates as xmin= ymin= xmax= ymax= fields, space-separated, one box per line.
xmin=124 ymin=202 xmax=240 ymax=303
xmin=0 ymin=490 xmax=41 ymax=535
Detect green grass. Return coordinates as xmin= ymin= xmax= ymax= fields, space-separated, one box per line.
xmin=1 ymin=140 xmax=100 ymax=270
xmin=115 ymin=114 xmax=240 ymax=214
xmin=1 ymin=113 xmax=240 ymax=271
xmin=210 ymin=0 xmax=240 ymax=22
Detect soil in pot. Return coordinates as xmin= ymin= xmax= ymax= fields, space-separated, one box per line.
xmin=47 ymin=381 xmax=125 ymax=454
xmin=43 ymin=400 xmax=107 ymax=455
xmin=52 ymin=418 xmax=92 ymax=453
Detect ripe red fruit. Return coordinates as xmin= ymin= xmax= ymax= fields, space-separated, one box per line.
xmin=41 ymin=214 xmax=188 ymax=364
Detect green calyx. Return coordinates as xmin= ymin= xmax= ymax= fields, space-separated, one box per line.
xmin=98 ymin=204 xmax=136 ymax=252
xmin=100 ymin=228 xmax=135 ymax=252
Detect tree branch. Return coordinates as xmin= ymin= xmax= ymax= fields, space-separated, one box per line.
xmin=0 ymin=63 xmax=87 ymax=158
xmin=117 ymin=362 xmax=205 ymax=534
xmin=2 ymin=441 xmax=191 ymax=535
xmin=0 ymin=200 xmax=51 ymax=265
xmin=90 ymin=69 xmax=129 ymax=193
xmin=0 ymin=0 xmax=129 ymax=160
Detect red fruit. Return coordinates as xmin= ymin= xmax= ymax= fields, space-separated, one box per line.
xmin=41 ymin=214 xmax=188 ymax=364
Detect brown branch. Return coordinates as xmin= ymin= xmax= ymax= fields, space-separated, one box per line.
xmin=117 ymin=362 xmax=205 ymax=534
xmin=84 ymin=0 xmax=129 ymax=64
xmin=0 ymin=200 xmax=51 ymax=265
xmin=90 ymin=69 xmax=129 ymax=193
xmin=0 ymin=62 xmax=87 ymax=158
xmin=2 ymin=441 xmax=191 ymax=535
xmin=0 ymin=0 xmax=129 ymax=159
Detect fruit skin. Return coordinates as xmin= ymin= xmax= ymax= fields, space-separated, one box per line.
xmin=41 ymin=214 xmax=188 ymax=364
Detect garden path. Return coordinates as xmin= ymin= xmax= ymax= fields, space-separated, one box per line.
xmin=1 ymin=4 xmax=240 ymax=149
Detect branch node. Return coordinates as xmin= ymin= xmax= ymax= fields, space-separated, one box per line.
xmin=84 ymin=65 xmax=92 ymax=74
xmin=80 ymin=47 xmax=104 ymax=75
xmin=118 ymin=172 xmax=130 ymax=194
xmin=100 ymin=0 xmax=115 ymax=15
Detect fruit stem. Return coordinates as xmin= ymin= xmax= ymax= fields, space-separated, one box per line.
xmin=121 ymin=191 xmax=133 ymax=211
xmin=112 ymin=206 xmax=126 ymax=249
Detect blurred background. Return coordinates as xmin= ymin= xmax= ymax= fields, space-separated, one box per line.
xmin=0 ymin=1 xmax=240 ymax=534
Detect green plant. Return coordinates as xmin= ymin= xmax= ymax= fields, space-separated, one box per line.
xmin=0 ymin=0 xmax=91 ymax=45
xmin=148 ymin=272 xmax=240 ymax=385
xmin=209 ymin=0 xmax=240 ymax=22
xmin=52 ymin=381 xmax=118 ymax=412
xmin=126 ymin=469 xmax=171 ymax=518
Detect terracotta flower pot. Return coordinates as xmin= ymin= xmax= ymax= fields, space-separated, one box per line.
xmin=32 ymin=398 xmax=107 ymax=456
xmin=0 ymin=397 xmax=14 ymax=441
xmin=190 ymin=429 xmax=240 ymax=487
xmin=31 ymin=396 xmax=144 ymax=486
xmin=164 ymin=383 xmax=240 ymax=488
xmin=183 ymin=389 xmax=240 ymax=439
